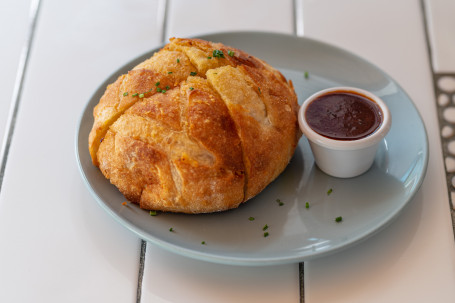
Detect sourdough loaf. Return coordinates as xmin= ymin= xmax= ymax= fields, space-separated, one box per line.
xmin=89 ymin=38 xmax=301 ymax=213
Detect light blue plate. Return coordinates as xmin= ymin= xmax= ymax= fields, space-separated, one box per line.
xmin=76 ymin=32 xmax=428 ymax=266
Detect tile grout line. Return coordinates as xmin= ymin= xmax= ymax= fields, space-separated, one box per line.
xmin=294 ymin=1 xmax=305 ymax=302
xmin=136 ymin=1 xmax=169 ymax=302
xmin=0 ymin=0 xmax=41 ymax=195
xmin=419 ymin=0 xmax=455 ymax=240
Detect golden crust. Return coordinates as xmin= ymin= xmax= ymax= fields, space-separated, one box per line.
xmin=89 ymin=38 xmax=301 ymax=213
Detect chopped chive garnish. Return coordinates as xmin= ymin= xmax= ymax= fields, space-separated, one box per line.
xmin=305 ymin=202 xmax=310 ymax=209
xmin=263 ymin=232 xmax=269 ymax=238
xmin=149 ymin=210 xmax=157 ymax=216
xmin=168 ymin=71 xmax=173 ymax=74
xmin=276 ymin=199 xmax=284 ymax=206
xmin=161 ymin=90 xmax=166 ymax=94
xmin=189 ymin=87 xmax=194 ymax=90
xmin=132 ymin=93 xmax=138 ymax=97
xmin=212 ymin=49 xmax=225 ymax=58
xmin=207 ymin=56 xmax=212 ymax=59
xmin=327 ymin=188 xmax=333 ymax=195
xmin=262 ymin=224 xmax=268 ymax=231
xmin=335 ymin=216 xmax=343 ymax=223
xmin=169 ymin=227 xmax=174 ymax=232
xmin=190 ymin=71 xmax=197 ymax=76
xmin=123 ymin=92 xmax=128 ymax=96
xmin=165 ymin=85 xmax=170 ymax=90
xmin=156 ymin=87 xmax=162 ymax=92
xmin=201 ymin=241 xmax=206 ymax=245
xmin=228 ymin=50 xmax=235 ymax=57
xmin=177 ymin=58 xmax=180 ymax=63
xmin=248 ymin=216 xmax=255 ymax=221
xmin=139 ymin=93 xmax=144 ymax=98
xmin=155 ymin=82 xmax=160 ymax=86
xmin=304 ymin=71 xmax=309 ymax=79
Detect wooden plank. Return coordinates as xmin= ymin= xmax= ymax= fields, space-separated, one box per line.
xmin=0 ymin=0 xmax=162 ymax=301
xmin=302 ymin=0 xmax=455 ymax=301
xmin=165 ymin=0 xmax=295 ymax=39
xmin=141 ymin=1 xmax=300 ymax=302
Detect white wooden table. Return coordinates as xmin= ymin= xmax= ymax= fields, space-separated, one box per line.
xmin=1 ymin=0 xmax=455 ymax=302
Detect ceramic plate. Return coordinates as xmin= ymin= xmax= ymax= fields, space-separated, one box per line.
xmin=76 ymin=32 xmax=428 ymax=266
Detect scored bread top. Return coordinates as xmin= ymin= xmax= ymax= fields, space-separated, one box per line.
xmin=89 ymin=38 xmax=301 ymax=213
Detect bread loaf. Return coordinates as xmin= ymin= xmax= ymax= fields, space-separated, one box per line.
xmin=89 ymin=38 xmax=301 ymax=213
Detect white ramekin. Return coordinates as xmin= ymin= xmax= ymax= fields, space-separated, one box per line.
xmin=298 ymin=87 xmax=392 ymax=178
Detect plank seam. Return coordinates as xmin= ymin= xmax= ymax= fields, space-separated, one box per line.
xmin=136 ymin=240 xmax=147 ymax=303
xmin=0 ymin=0 xmax=42 ymax=194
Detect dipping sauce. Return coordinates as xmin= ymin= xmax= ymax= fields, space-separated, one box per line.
xmin=305 ymin=91 xmax=383 ymax=140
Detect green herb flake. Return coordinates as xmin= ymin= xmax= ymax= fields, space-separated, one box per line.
xmin=258 ymin=87 xmax=261 ymax=94
xmin=155 ymin=81 xmax=160 ymax=86
xmin=248 ymin=216 xmax=255 ymax=221
xmin=165 ymin=85 xmax=170 ymax=90
xmin=168 ymin=71 xmax=173 ymax=74
xmin=228 ymin=50 xmax=235 ymax=57
xmin=123 ymin=92 xmax=128 ymax=96
xmin=305 ymin=202 xmax=310 ymax=209
xmin=335 ymin=216 xmax=343 ymax=223
xmin=201 ymin=241 xmax=206 ymax=245
xmin=156 ymin=87 xmax=162 ymax=92
xmin=190 ymin=71 xmax=197 ymax=76
xmin=262 ymin=224 xmax=268 ymax=231
xmin=139 ymin=93 xmax=145 ymax=98
xmin=263 ymin=232 xmax=269 ymax=238
xmin=169 ymin=227 xmax=174 ymax=232
xmin=161 ymin=90 xmax=167 ymax=94
xmin=189 ymin=87 xmax=194 ymax=91
xmin=132 ymin=93 xmax=138 ymax=97
xmin=327 ymin=188 xmax=333 ymax=195
xmin=276 ymin=199 xmax=284 ymax=206
xmin=149 ymin=210 xmax=157 ymax=216
xmin=207 ymin=56 xmax=212 ymax=59
xmin=177 ymin=58 xmax=180 ymax=63
xmin=304 ymin=71 xmax=309 ymax=79
xmin=212 ymin=49 xmax=225 ymax=58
